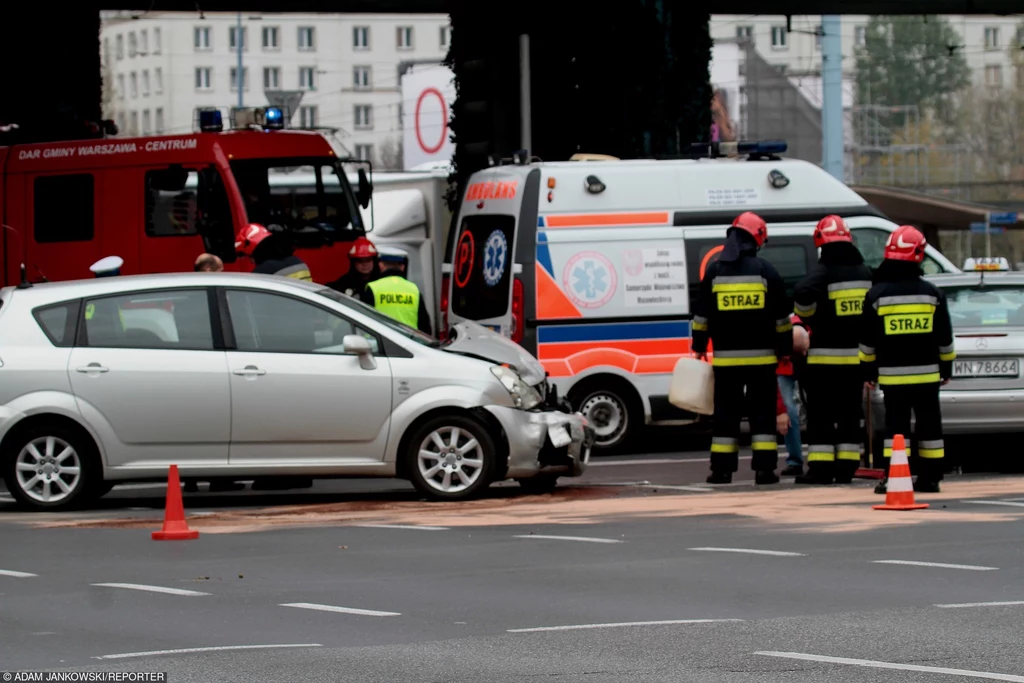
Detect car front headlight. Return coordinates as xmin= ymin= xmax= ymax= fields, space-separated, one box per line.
xmin=490 ymin=365 xmax=543 ymax=410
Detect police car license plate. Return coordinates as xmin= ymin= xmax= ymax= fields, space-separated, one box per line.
xmin=548 ymin=424 xmax=573 ymax=448
xmin=952 ymin=359 xmax=1020 ymax=378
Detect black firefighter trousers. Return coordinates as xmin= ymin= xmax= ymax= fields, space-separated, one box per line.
xmin=803 ymin=366 xmax=864 ymax=483
xmin=710 ymin=365 xmax=778 ymax=474
xmin=881 ymin=382 xmax=946 ymax=483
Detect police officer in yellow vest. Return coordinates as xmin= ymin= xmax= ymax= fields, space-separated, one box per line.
xmin=361 ymin=247 xmax=432 ymax=335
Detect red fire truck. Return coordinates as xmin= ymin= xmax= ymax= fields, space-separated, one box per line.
xmin=0 ymin=107 xmax=372 ymax=286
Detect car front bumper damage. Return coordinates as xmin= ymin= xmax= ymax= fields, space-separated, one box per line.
xmin=483 ymin=406 xmax=594 ymax=480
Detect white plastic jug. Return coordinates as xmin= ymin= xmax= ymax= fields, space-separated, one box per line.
xmin=668 ymin=357 xmax=714 ymax=415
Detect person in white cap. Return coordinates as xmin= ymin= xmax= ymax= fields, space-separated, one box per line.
xmin=89 ymin=255 xmax=124 ymax=278
xmin=361 ymin=246 xmax=432 ymax=335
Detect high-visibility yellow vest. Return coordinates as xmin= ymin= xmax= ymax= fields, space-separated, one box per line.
xmin=366 ymin=276 xmax=419 ymax=328
xmin=84 ymin=303 xmax=126 ymax=330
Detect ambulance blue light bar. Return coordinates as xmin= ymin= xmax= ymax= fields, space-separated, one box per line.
xmin=198 ymin=109 xmax=223 ymax=133
xmin=684 ymin=140 xmax=788 ymax=159
xmin=964 ymin=257 xmax=1010 ymax=272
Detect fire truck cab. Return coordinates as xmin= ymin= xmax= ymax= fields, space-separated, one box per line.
xmin=0 ymin=107 xmax=372 ymax=286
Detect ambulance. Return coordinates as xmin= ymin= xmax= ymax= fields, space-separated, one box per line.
xmin=0 ymin=107 xmax=372 ymax=287
xmin=440 ymin=141 xmax=959 ymax=452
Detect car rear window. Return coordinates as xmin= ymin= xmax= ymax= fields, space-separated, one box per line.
xmin=943 ymin=285 xmax=1024 ymax=327
xmin=33 ymin=300 xmax=81 ymax=347
xmin=451 ymin=214 xmax=516 ymax=321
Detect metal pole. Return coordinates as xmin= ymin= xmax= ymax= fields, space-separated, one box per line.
xmin=236 ymin=12 xmax=244 ymax=109
xmin=821 ymin=15 xmax=844 ymax=181
xmin=519 ymin=33 xmax=532 ymax=153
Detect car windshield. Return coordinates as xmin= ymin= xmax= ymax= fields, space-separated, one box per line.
xmin=942 ymin=284 xmax=1024 ymax=328
xmin=315 ymin=288 xmax=439 ymax=346
xmin=230 ymin=157 xmax=361 ymax=236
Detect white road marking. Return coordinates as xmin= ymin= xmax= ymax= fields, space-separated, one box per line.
xmin=689 ymin=547 xmax=805 ymax=557
xmin=280 ymin=602 xmax=400 ymax=617
xmin=114 ymin=483 xmax=175 ymax=491
xmin=354 ymin=524 xmax=450 ymax=531
xmin=936 ymin=600 xmax=1024 ymax=609
xmin=754 ymin=651 xmax=1024 ymax=682
xmin=962 ymin=500 xmax=1024 ymax=509
xmin=94 ymin=644 xmax=323 ymax=660
xmin=591 ymin=456 xmax=751 ymax=467
xmin=509 ymin=618 xmax=743 ymax=633
xmin=0 ymin=569 xmax=37 ymax=578
xmin=513 ymin=534 xmax=623 ymax=544
xmin=92 ymin=582 xmax=211 ymax=596
xmin=872 ymin=560 xmax=998 ymax=572
xmin=641 ymin=484 xmax=713 ymax=492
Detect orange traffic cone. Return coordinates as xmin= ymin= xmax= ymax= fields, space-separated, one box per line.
xmin=873 ymin=434 xmax=929 ymax=511
xmin=152 ymin=464 xmax=200 ymax=540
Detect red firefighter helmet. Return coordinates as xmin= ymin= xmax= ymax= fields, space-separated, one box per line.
xmin=884 ymin=225 xmax=927 ymax=263
xmin=235 ymin=223 xmax=272 ymax=257
xmin=348 ymin=236 xmax=378 ymax=260
xmin=729 ymin=211 xmax=768 ymax=247
xmin=813 ymin=214 xmax=852 ymax=248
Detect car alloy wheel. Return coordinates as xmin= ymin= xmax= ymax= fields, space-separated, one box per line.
xmin=15 ymin=436 xmax=83 ymax=505
xmin=417 ymin=425 xmax=486 ymax=494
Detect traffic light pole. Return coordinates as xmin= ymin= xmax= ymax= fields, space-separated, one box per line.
xmin=519 ymin=33 xmax=532 ymax=153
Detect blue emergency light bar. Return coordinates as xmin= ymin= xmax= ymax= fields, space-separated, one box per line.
xmin=198 ymin=109 xmax=224 ymax=133
xmin=263 ymin=107 xmax=284 ymax=129
xmin=685 ymin=140 xmax=788 ymax=159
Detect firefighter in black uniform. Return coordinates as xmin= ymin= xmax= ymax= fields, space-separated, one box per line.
xmin=693 ymin=211 xmax=793 ymax=485
xmin=859 ymin=225 xmax=955 ymax=494
xmin=792 ymin=215 xmax=874 ymax=485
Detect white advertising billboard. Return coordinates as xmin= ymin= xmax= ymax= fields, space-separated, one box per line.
xmin=401 ymin=64 xmax=456 ymax=170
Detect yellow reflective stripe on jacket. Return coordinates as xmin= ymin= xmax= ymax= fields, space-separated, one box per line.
xmin=877 ymin=364 xmax=941 ymax=385
xmin=794 ymin=301 xmax=817 ymax=317
xmin=874 ymin=294 xmax=938 ymax=316
xmin=84 ymin=303 xmax=125 ymax=329
xmin=775 ymin=317 xmax=793 ymax=333
xmin=367 ymin=275 xmax=420 ymax=328
xmin=710 ymin=349 xmax=777 ymax=367
xmin=275 ymin=262 xmax=313 ymax=282
xmin=828 ymin=280 xmax=870 ymax=316
xmin=919 ymin=439 xmax=944 ymax=459
xmin=692 ymin=315 xmax=708 ymax=332
xmin=858 ymin=343 xmax=876 ymax=363
xmin=710 ymin=437 xmax=739 ymax=454
xmin=751 ymin=434 xmax=777 ymax=452
xmin=807 ymin=445 xmax=835 ymax=462
xmin=837 ymin=444 xmax=860 ymax=461
xmin=712 ymin=276 xmax=766 ymax=311
xmin=807 ymin=348 xmax=860 ymax=365
xmin=938 ymin=343 xmax=956 ymax=362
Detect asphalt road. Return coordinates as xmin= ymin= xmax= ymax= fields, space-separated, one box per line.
xmin=3 ymin=442 xmax=1024 ymax=681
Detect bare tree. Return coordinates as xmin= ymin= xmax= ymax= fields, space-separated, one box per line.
xmin=378 ymin=137 xmax=405 ymax=171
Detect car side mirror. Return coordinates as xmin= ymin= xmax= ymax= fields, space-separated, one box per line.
xmin=342 ymin=334 xmax=376 ymax=370
xmin=356 ymin=168 xmax=372 ymax=210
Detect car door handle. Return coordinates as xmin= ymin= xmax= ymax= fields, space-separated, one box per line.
xmin=75 ymin=363 xmax=109 ymax=373
xmin=232 ymin=366 xmax=266 ymax=376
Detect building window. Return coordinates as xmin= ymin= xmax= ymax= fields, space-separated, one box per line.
xmin=230 ymin=67 xmax=249 ymax=91
xmin=854 ymin=25 xmax=866 ymax=47
xmin=353 ymin=66 xmax=371 ymax=90
xmin=155 ymin=68 xmax=163 ymax=94
xmin=985 ymin=64 xmax=1003 ymax=87
xmin=354 ymin=104 xmax=373 ymax=129
xmin=130 ymin=72 xmax=138 ymax=98
xmin=440 ymin=25 xmax=450 ymax=48
xmin=262 ymin=26 xmax=279 ymax=49
xmin=116 ymin=34 xmax=124 ymax=60
xmin=264 ymin=67 xmax=280 ymax=89
xmin=33 ymin=174 xmax=95 ymax=244
xmin=129 ymin=111 xmax=139 ymax=136
xmin=194 ymin=26 xmax=211 ymax=50
xmin=815 ymin=25 xmax=822 ymax=50
xmin=354 ymin=144 xmax=374 ymax=162
xmin=397 ymin=103 xmax=403 ymax=129
xmin=299 ymin=105 xmax=318 ymax=128
xmin=770 ymin=26 xmax=788 ymax=50
xmin=128 ymin=32 xmax=137 ymax=57
xmin=117 ymin=113 xmax=126 ymax=134
xmin=298 ymin=26 xmax=315 ymax=50
xmin=353 ymin=26 xmax=370 ymax=49
xmin=299 ymin=67 xmax=316 ymax=90
xmin=103 ymin=38 xmax=111 ymax=64
xmin=155 ymin=108 xmax=164 ymax=135
xmin=195 ymin=67 xmax=212 ymax=90
xmin=984 ymin=27 xmax=1000 ymax=50
xmin=397 ymin=26 xmax=413 ymax=49
xmin=153 ymin=28 xmax=162 ymax=54
xmin=142 ymin=109 xmax=152 ymax=135
xmin=142 ymin=70 xmax=150 ymax=96
xmin=736 ymin=25 xmax=753 ymax=41
xmin=117 ymin=74 xmax=125 ymax=100
xmin=140 ymin=29 xmax=148 ymax=55
xmin=229 ymin=26 xmax=246 ymax=50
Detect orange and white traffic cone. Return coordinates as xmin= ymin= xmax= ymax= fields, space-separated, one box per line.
xmin=152 ymin=464 xmax=200 ymax=540
xmin=872 ymin=434 xmax=929 ymax=511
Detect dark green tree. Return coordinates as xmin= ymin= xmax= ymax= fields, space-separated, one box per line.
xmin=854 ymin=15 xmax=971 ymax=124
